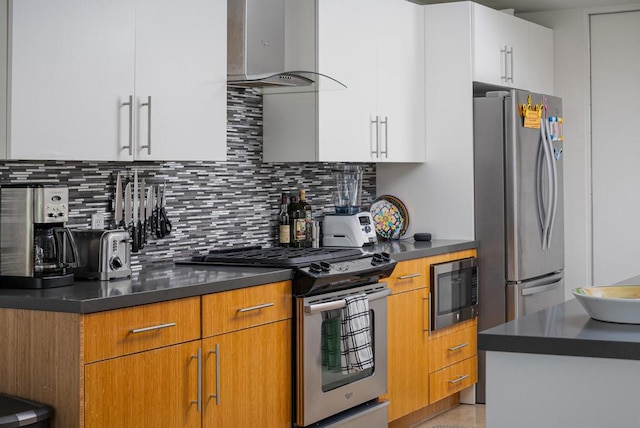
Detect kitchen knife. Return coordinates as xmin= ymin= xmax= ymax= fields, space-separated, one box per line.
xmin=132 ymin=170 xmax=140 ymax=252
xmin=159 ymin=181 xmax=172 ymax=237
xmin=124 ymin=182 xmax=132 ymax=230
xmin=139 ymin=178 xmax=146 ymax=249
xmin=144 ymin=186 xmax=152 ymax=246
xmin=114 ymin=172 xmax=123 ymax=227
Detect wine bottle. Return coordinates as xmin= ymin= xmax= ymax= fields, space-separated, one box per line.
xmin=278 ymin=193 xmax=290 ymax=247
xmin=299 ymin=189 xmax=312 ymax=248
xmin=288 ymin=195 xmax=305 ymax=248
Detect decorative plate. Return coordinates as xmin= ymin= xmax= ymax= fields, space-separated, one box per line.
xmin=370 ymin=195 xmax=409 ymax=240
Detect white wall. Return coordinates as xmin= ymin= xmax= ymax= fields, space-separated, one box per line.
xmin=521 ymin=2 xmax=640 ymax=299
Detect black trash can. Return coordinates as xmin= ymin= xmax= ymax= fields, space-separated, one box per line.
xmin=0 ymin=394 xmax=53 ymax=428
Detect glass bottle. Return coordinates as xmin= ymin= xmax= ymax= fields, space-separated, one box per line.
xmin=278 ymin=193 xmax=290 ymax=247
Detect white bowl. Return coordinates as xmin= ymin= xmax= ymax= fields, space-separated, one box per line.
xmin=572 ymin=285 xmax=640 ymax=324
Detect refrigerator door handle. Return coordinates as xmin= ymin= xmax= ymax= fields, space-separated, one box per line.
xmin=521 ymin=278 xmax=563 ymax=296
xmin=540 ymin=117 xmax=554 ymax=249
xmin=544 ymin=118 xmax=559 ymax=249
xmin=536 ymin=141 xmax=546 ymax=244
xmin=518 ymin=272 xmax=564 ymax=294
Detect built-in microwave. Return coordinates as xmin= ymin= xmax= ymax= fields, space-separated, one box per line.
xmin=431 ymin=257 xmax=478 ymax=332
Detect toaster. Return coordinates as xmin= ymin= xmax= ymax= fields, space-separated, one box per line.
xmin=72 ymin=229 xmax=131 ymax=281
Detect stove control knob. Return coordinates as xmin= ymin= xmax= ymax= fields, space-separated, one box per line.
xmin=320 ymin=261 xmax=331 ymax=272
xmin=309 ymin=263 xmax=322 ymax=274
xmin=371 ymin=253 xmax=384 ymax=265
xmin=381 ymin=252 xmax=391 ymax=262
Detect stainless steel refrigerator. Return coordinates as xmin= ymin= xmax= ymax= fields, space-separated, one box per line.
xmin=473 ymin=89 xmax=564 ymax=403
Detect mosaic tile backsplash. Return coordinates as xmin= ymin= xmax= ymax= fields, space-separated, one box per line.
xmin=0 ymin=88 xmax=376 ymax=270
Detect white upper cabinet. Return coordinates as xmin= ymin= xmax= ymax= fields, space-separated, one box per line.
xmin=7 ymin=0 xmax=226 ymax=161
xmin=471 ymin=2 xmax=554 ymax=93
xmin=263 ymin=0 xmax=425 ymax=163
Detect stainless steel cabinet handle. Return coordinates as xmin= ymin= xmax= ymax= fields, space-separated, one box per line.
xmin=448 ymin=342 xmax=469 ymax=352
xmin=422 ymin=296 xmax=429 ymax=332
xmin=507 ymin=47 xmax=514 ymax=83
xmin=370 ymin=116 xmax=380 ymax=158
xmin=398 ymin=273 xmax=421 ymax=280
xmin=122 ymin=95 xmax=133 ymax=155
xmin=139 ymin=96 xmax=152 ymax=155
xmin=448 ymin=374 xmax=470 ymax=384
xmin=500 ymin=46 xmax=507 ymax=82
xmin=208 ymin=344 xmax=221 ymax=405
xmin=191 ymin=348 xmax=202 ymax=412
xmin=237 ymin=302 xmax=274 ymax=313
xmin=380 ymin=116 xmax=388 ymax=159
xmin=129 ymin=322 xmax=176 ymax=334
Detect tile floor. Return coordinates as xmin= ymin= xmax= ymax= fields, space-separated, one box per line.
xmin=414 ymin=404 xmax=486 ymax=428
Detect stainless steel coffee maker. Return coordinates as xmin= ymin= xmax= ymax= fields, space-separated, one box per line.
xmin=0 ymin=184 xmax=78 ymax=288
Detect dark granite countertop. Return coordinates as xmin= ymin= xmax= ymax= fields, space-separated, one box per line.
xmin=0 ymin=239 xmax=477 ymax=314
xmin=478 ymin=277 xmax=640 ymax=360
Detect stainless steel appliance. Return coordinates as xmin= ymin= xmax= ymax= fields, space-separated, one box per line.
xmin=430 ymin=257 xmax=478 ymax=332
xmin=473 ymin=89 xmax=565 ymax=402
xmin=0 ymin=183 xmax=79 ymax=288
xmin=182 ymin=246 xmax=396 ymax=427
xmin=72 ymin=229 xmax=131 ymax=281
xmin=227 ymin=0 xmax=344 ymax=89
xmin=323 ymin=165 xmax=378 ymax=248
xmin=322 ymin=213 xmax=377 ymax=248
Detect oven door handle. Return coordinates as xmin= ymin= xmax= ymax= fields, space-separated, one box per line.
xmin=304 ymin=288 xmax=391 ymax=315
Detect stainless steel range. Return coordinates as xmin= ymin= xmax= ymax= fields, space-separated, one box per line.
xmin=184 ymin=246 xmax=396 ymax=427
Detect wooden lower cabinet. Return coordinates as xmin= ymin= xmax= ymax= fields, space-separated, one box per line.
xmin=382 ymin=287 xmax=429 ymax=421
xmin=428 ymin=355 xmax=478 ymax=403
xmin=84 ymin=341 xmax=202 ymax=428
xmin=202 ymin=320 xmax=292 ymax=428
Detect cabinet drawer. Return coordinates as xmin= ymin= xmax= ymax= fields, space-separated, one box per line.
xmin=202 ymin=281 xmax=292 ymax=337
xmin=83 ymin=297 xmax=201 ymax=363
xmin=429 ymin=356 xmax=478 ymax=404
xmin=385 ymin=259 xmax=427 ymax=294
xmin=429 ymin=324 xmax=477 ymax=372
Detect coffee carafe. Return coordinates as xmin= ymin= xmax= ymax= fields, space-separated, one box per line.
xmin=0 ymin=184 xmax=79 ymax=288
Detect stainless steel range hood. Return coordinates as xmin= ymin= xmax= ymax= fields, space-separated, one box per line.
xmin=227 ymin=0 xmax=345 ymax=90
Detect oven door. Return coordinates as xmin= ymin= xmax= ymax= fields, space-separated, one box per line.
xmin=431 ymin=257 xmax=478 ymax=331
xmin=296 ymin=283 xmax=390 ymax=427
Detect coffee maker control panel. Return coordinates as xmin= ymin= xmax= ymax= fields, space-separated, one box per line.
xmin=37 ymin=187 xmax=69 ymax=223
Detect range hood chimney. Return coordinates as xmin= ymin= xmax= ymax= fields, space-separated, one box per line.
xmin=227 ymin=0 xmax=345 ymax=90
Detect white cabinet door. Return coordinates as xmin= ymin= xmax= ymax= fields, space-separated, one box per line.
xmin=135 ymin=0 xmax=226 ymax=161
xmin=527 ymin=23 xmax=554 ymax=94
xmin=472 ymin=4 xmax=529 ymax=89
xmin=10 ymin=0 xmax=135 ymax=161
xmin=376 ymin=0 xmax=425 ymax=163
xmin=316 ymin=0 xmax=377 ymax=162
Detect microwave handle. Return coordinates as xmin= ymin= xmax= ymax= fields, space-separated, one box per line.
xmin=304 ymin=288 xmax=391 ymax=315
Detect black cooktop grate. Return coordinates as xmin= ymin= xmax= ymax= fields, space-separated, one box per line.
xmin=188 ymin=246 xmax=365 ymax=268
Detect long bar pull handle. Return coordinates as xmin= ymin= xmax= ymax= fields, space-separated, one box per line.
xmin=448 ymin=374 xmax=470 ymax=384
xmin=305 ymin=288 xmax=392 ymax=315
xmin=398 ymin=273 xmax=421 ymax=280
xmin=500 ymin=46 xmax=507 ymax=82
xmin=380 ymin=116 xmax=388 ymax=159
xmin=129 ymin=322 xmax=176 ymax=334
xmin=448 ymin=342 xmax=469 ymax=352
xmin=208 ymin=344 xmax=221 ymax=405
xmin=122 ymin=95 xmax=133 ymax=156
xmin=422 ymin=296 xmax=429 ymax=332
xmin=139 ymin=96 xmax=152 ymax=155
xmin=190 ymin=348 xmax=202 ymax=412
xmin=370 ymin=116 xmax=380 ymax=158
xmin=237 ymin=302 xmax=274 ymax=313
xmin=507 ymin=47 xmax=514 ymax=83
